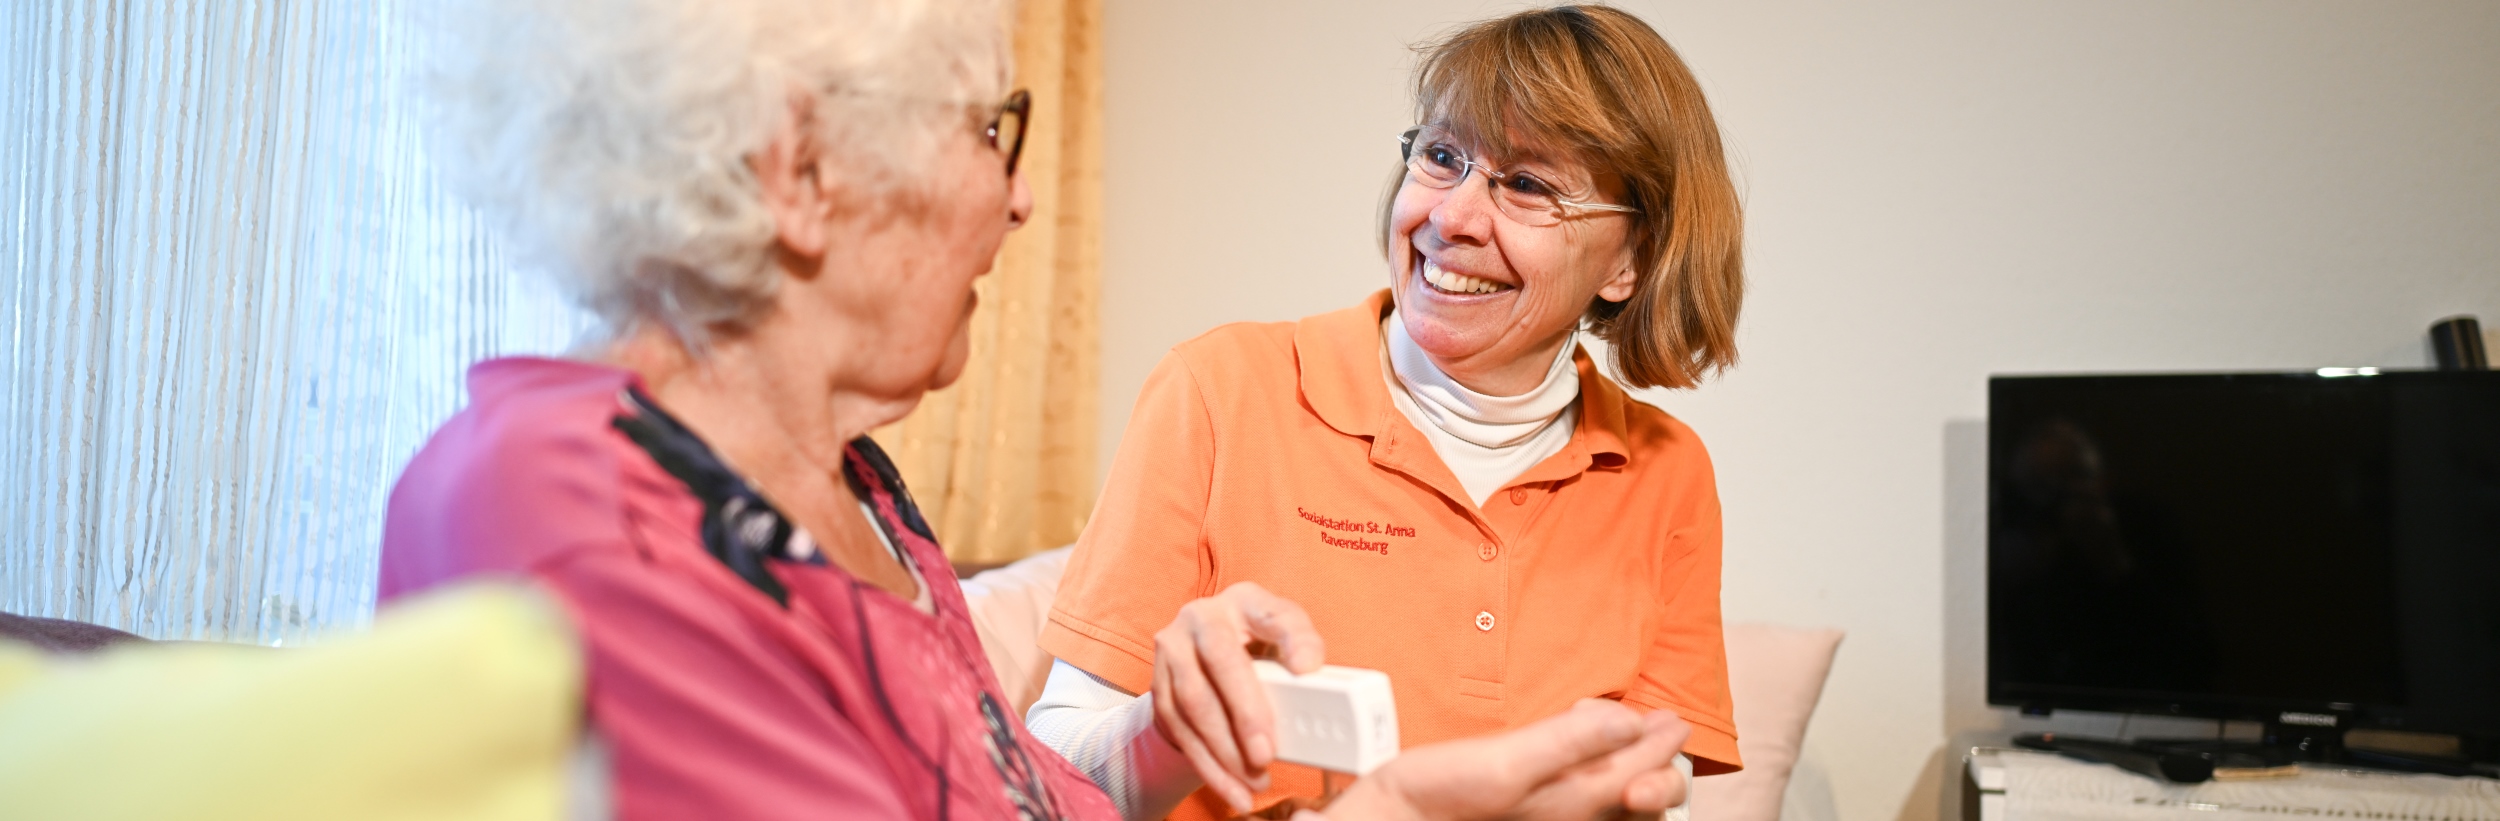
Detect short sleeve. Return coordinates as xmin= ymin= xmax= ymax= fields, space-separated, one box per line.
xmin=1040 ymin=352 xmax=1220 ymax=694
xmin=1620 ymin=449 xmax=1744 ymax=775
xmin=535 ymin=548 xmax=914 ymax=820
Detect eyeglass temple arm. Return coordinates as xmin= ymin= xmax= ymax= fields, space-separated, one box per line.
xmin=1558 ymin=199 xmax=1639 ymax=215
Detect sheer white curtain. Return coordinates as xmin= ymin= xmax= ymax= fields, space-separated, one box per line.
xmin=1 ymin=2 xmax=589 ymax=643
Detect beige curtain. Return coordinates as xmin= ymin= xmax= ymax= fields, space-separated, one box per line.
xmin=872 ymin=0 xmax=1101 ymax=566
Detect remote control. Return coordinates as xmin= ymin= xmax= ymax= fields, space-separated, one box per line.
xmin=1254 ymin=660 xmax=1400 ymax=775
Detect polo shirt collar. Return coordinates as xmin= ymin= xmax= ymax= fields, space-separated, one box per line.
xmin=1294 ymin=290 xmax=1633 ymax=478
xmin=1556 ymin=354 xmax=1633 ymax=471
xmin=1294 ymin=290 xmax=1399 ymax=438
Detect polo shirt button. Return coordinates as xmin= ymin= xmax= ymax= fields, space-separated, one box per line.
xmin=1475 ymin=611 xmax=1496 ymax=632
xmin=1477 ymin=542 xmax=1497 ymax=561
xmin=1509 ymin=488 xmax=1528 ymax=505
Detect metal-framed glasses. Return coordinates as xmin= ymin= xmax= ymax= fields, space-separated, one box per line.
xmin=1399 ymin=125 xmax=1638 ymax=227
xmin=987 ymin=89 xmax=1031 ymax=177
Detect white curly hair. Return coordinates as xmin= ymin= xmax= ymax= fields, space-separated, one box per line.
xmin=413 ymin=0 xmax=1014 ymax=342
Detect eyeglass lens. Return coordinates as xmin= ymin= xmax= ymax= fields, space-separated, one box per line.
xmin=1400 ymin=127 xmax=1583 ymax=227
xmin=990 ymin=89 xmax=1031 ymax=178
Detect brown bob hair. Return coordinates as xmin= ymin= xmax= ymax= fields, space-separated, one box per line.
xmin=1393 ymin=4 xmax=1743 ymax=390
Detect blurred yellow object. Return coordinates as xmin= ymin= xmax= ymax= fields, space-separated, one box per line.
xmin=0 ymin=583 xmax=584 ymax=821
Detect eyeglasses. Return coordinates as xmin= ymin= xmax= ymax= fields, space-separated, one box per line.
xmin=1398 ymin=125 xmax=1638 ymax=227
xmin=986 ymin=89 xmax=1031 ymax=178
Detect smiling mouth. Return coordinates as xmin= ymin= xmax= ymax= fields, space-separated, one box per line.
xmin=1419 ymin=257 xmax=1514 ymax=296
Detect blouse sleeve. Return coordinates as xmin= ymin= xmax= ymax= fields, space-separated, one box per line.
xmin=1039 ymin=351 xmax=1220 ymax=694
xmin=534 ymin=547 xmax=915 ymax=819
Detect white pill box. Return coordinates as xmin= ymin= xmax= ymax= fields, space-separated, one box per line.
xmin=1253 ymin=660 xmax=1400 ymax=775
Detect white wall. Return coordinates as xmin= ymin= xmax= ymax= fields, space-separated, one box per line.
xmin=1096 ymin=3 xmax=2500 ymax=819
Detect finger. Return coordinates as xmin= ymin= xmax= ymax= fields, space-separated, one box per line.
xmin=1151 ymin=649 xmax=1190 ymax=754
xmin=1169 ymin=620 xmax=1257 ymax=789
xmin=1554 ymin=712 xmax=1690 ymax=810
xmin=1622 ymin=767 xmax=1686 ymax=814
xmin=1594 ymin=712 xmax=1691 ymax=782
xmin=1168 ymin=713 xmax=1254 ymax=812
xmin=1155 ymin=636 xmax=1257 ymax=812
xmin=1623 ymin=711 xmax=1691 ymax=771
xmin=1225 ymin=582 xmax=1327 ymax=674
xmin=1487 ymin=700 xmax=1649 ymax=787
xmin=1191 ymin=604 xmax=1279 ymax=777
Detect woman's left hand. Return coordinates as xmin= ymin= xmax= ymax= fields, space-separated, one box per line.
xmin=1150 ymin=581 xmax=1328 ymax=814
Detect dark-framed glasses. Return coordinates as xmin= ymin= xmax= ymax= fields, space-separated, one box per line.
xmin=1398 ymin=125 xmax=1637 ymax=227
xmin=987 ymin=89 xmax=1031 ymax=178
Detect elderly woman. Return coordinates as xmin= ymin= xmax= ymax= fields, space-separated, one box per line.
xmin=1034 ymin=6 xmax=1746 ymax=819
xmin=379 ymin=0 xmax=1694 ymax=819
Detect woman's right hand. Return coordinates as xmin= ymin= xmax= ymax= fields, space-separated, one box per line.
xmin=1150 ymin=581 xmax=1328 ymax=814
xmin=1318 ymin=700 xmax=1693 ymax=821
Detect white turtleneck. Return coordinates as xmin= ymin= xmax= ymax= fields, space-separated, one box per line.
xmin=1026 ymin=310 xmax=1605 ymax=821
xmin=1380 ymin=310 xmax=1580 ymax=506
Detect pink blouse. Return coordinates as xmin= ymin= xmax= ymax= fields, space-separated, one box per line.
xmin=380 ymin=357 xmax=1116 ymax=821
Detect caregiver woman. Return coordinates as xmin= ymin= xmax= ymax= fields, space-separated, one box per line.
xmin=380 ymin=0 xmax=1694 ymax=819
xmin=1033 ymin=6 xmax=1746 ymax=819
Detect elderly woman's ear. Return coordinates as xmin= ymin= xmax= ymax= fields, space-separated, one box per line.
xmin=752 ymin=92 xmax=837 ymax=263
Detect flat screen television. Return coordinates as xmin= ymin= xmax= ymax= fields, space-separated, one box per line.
xmin=1987 ymin=370 xmax=2500 ymax=755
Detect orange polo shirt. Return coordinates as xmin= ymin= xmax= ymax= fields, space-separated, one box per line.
xmin=1042 ymin=291 xmax=1739 ymax=817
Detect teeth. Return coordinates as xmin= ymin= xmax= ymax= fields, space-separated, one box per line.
xmin=1421 ymin=259 xmax=1513 ymax=295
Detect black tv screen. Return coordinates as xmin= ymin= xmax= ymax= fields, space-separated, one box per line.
xmin=1987 ymin=371 xmax=2500 ymax=738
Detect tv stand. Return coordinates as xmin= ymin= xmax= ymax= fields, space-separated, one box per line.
xmin=2011 ymin=721 xmax=2484 ymax=787
xmin=1961 ymin=740 xmax=2500 ymax=821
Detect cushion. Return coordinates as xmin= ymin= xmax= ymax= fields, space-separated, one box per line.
xmin=0 ymin=583 xmax=582 ymax=821
xmin=1689 ymin=623 xmax=1845 ymax=821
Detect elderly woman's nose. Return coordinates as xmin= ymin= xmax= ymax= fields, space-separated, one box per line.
xmin=1007 ymin=170 xmax=1035 ymax=227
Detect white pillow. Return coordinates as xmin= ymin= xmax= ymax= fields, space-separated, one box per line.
xmin=1690 ymin=623 xmax=1845 ymax=821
